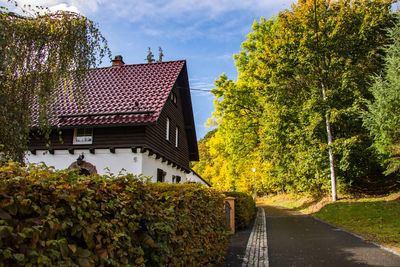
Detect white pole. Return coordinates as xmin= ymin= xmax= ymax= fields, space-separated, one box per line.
xmin=321 ymin=80 xmax=337 ymax=202
xmin=252 ymin=168 xmax=256 ymax=202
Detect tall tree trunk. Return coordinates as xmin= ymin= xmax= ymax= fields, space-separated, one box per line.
xmin=321 ymin=79 xmax=337 ymax=201
xmin=314 ymin=0 xmax=337 ymax=201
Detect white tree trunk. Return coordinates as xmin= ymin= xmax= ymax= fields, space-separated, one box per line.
xmin=321 ymin=80 xmax=337 ymax=201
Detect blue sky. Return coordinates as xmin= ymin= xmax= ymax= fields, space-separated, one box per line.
xmin=10 ymin=0 xmax=294 ymax=139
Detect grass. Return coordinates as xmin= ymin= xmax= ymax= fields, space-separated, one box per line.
xmin=258 ymin=192 xmax=400 ymax=252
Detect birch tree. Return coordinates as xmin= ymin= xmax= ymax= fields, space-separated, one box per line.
xmin=0 ymin=1 xmax=110 ymax=161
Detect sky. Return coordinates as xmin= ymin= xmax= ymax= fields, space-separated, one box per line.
xmin=6 ymin=0 xmax=294 ymax=139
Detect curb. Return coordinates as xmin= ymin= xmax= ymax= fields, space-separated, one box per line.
xmin=242 ymin=207 xmax=269 ymax=267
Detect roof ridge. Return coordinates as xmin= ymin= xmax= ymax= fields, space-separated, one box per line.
xmin=92 ymin=59 xmax=186 ymax=71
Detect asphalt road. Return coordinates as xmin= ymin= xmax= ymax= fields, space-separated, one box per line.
xmin=220 ymin=205 xmax=400 ymax=267
xmin=265 ymin=207 xmax=400 ymax=267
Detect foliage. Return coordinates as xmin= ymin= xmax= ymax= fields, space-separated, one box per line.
xmin=146 ymin=47 xmax=155 ymax=63
xmin=0 ymin=162 xmax=229 ymax=266
xmin=314 ymin=197 xmax=400 ymax=251
xmin=158 ymin=47 xmax=164 ymax=63
xmin=196 ymin=0 xmax=396 ymax=197
xmin=363 ymin=13 xmax=400 ymax=175
xmin=0 ymin=0 xmax=110 ymax=161
xmin=223 ymin=192 xmax=256 ymax=230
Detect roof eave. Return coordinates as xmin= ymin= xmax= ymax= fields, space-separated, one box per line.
xmin=30 ymin=121 xmax=156 ymax=130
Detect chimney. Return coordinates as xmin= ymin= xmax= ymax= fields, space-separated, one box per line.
xmin=112 ymin=55 xmax=125 ymax=66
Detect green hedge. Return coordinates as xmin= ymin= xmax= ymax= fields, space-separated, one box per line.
xmin=0 ymin=162 xmax=229 ymax=266
xmin=224 ymin=192 xmax=256 ymax=230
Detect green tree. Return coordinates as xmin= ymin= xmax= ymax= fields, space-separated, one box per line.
xmin=263 ymin=0 xmax=394 ymax=197
xmin=158 ymin=46 xmax=164 ymax=62
xmin=199 ymin=0 xmax=395 ymax=197
xmin=146 ymin=47 xmax=155 ymax=63
xmin=0 ymin=1 xmax=110 ymax=161
xmin=364 ymin=14 xmax=400 ymax=174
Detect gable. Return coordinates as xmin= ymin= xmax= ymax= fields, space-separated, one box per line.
xmin=30 ymin=59 xmax=199 ymax=162
xmin=31 ymin=60 xmax=186 ymax=127
xmin=175 ymin=66 xmax=199 ymax=161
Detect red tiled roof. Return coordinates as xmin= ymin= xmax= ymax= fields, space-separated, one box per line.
xmin=32 ymin=60 xmax=186 ymax=127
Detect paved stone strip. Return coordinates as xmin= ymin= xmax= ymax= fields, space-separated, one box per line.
xmin=242 ymin=207 xmax=269 ymax=267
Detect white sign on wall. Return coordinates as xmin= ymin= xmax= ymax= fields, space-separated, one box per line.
xmin=73 ymin=136 xmax=93 ymax=145
xmin=73 ymin=128 xmax=93 ymax=145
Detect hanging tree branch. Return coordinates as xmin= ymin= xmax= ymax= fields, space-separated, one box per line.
xmin=0 ymin=0 xmax=110 ymax=161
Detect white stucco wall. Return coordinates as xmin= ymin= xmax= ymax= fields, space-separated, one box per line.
xmin=140 ymin=152 xmax=187 ymax=183
xmin=186 ymin=170 xmax=210 ymax=187
xmin=25 ymin=149 xmax=142 ymax=175
xmin=25 ymin=148 xmax=191 ymax=184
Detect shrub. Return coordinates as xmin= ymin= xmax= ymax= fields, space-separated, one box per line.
xmin=223 ymin=192 xmax=256 ymax=230
xmin=0 ymin=162 xmax=229 ymax=266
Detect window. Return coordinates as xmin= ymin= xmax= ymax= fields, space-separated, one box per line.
xmin=172 ymin=175 xmax=181 ymax=184
xmin=157 ymin=168 xmax=166 ymax=182
xmin=170 ymin=91 xmax=177 ymax=105
xmin=73 ymin=128 xmax=93 ymax=145
xmin=166 ymin=117 xmax=170 ymax=141
xmin=175 ymin=127 xmax=179 ymax=147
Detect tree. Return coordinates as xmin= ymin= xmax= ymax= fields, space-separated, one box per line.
xmin=270 ymin=0 xmax=394 ymax=199
xmin=146 ymin=47 xmax=155 ymax=63
xmin=158 ymin=47 xmax=164 ymax=62
xmin=364 ymin=14 xmax=400 ymax=175
xmin=199 ymin=0 xmax=395 ymax=198
xmin=0 ymin=1 xmax=110 ymax=161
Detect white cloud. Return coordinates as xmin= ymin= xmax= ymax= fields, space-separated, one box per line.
xmin=49 ymin=3 xmax=80 ymax=13
xmin=8 ymin=0 xmax=103 ymax=14
xmin=108 ymin=0 xmax=293 ymax=40
xmin=190 ymin=80 xmax=215 ymax=97
xmin=7 ymin=0 xmax=293 ymax=39
xmin=216 ymin=53 xmax=233 ymax=61
xmin=9 ymin=0 xmax=293 ymax=19
xmin=100 ymin=0 xmax=293 ymax=22
xmin=190 ymin=79 xmax=214 ymax=90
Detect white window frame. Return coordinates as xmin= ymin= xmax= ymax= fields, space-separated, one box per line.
xmin=166 ymin=117 xmax=170 ymax=141
xmin=170 ymin=91 xmax=177 ymax=105
xmin=73 ymin=128 xmax=93 ymax=145
xmin=175 ymin=126 xmax=179 ymax=147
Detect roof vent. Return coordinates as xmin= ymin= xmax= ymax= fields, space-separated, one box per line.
xmin=112 ymin=55 xmax=125 ymax=67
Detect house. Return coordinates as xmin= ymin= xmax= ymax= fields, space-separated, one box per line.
xmin=26 ymin=56 xmax=209 ymax=186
